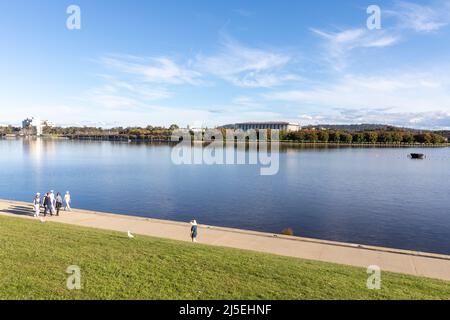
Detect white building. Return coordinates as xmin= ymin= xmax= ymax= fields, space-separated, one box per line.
xmin=233 ymin=121 xmax=300 ymax=131
xmin=187 ymin=124 xmax=207 ymax=133
xmin=22 ymin=117 xmax=56 ymax=136
xmin=22 ymin=117 xmax=42 ymax=136
xmin=42 ymin=120 xmax=55 ymax=128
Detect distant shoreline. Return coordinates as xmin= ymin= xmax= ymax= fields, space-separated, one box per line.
xmin=2 ymin=134 xmax=449 ymax=148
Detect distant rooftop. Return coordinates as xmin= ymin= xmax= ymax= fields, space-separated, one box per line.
xmin=234 ymin=121 xmax=299 ymax=125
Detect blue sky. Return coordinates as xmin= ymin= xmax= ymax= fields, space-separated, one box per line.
xmin=1 ymin=0 xmax=450 ymax=129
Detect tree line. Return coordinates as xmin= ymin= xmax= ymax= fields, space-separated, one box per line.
xmin=41 ymin=125 xmax=179 ymax=138
xmin=281 ymin=129 xmax=447 ymax=144
xmin=1 ymin=125 xmax=447 ymax=144
xmin=0 ymin=126 xmax=20 ymax=135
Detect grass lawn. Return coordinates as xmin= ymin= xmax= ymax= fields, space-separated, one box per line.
xmin=0 ymin=215 xmax=448 ymax=300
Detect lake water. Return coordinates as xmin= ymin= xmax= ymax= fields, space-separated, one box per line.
xmin=1 ymin=138 xmax=449 ymax=254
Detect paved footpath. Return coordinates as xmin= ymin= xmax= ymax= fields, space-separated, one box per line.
xmin=1 ymin=199 xmax=449 ymax=281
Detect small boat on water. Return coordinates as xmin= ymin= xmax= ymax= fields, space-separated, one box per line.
xmin=410 ymin=153 xmax=425 ymax=159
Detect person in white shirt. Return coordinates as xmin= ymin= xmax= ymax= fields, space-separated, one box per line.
xmin=33 ymin=193 xmax=41 ymax=217
xmin=49 ymin=190 xmax=56 ymax=215
xmin=64 ymin=191 xmax=71 ymax=211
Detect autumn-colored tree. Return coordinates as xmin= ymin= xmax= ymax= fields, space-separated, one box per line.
xmin=391 ymin=131 xmax=403 ymax=143
xmin=340 ymin=132 xmax=353 ymax=143
xmin=304 ymin=129 xmax=318 ymax=142
xmin=364 ymin=131 xmax=378 ymax=144
xmin=378 ymin=131 xmax=393 ymax=143
xmin=402 ymin=132 xmax=414 ymax=144
xmin=414 ymin=133 xmax=432 ymax=144
xmin=329 ymin=131 xmax=341 ymax=142
xmin=317 ymin=130 xmax=329 ymax=142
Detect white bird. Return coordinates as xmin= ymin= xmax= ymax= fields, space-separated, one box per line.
xmin=127 ymin=231 xmax=134 ymax=239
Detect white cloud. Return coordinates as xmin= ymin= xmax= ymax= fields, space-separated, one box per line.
xmin=389 ymin=1 xmax=450 ymax=33
xmin=88 ymin=93 xmax=139 ymax=109
xmin=9 ymin=100 xmax=218 ymax=128
xmin=97 ymin=36 xmax=302 ymax=93
xmin=78 ymin=74 xmax=174 ymax=111
xmin=265 ymin=70 xmax=450 ymax=126
xmin=309 ymin=0 xmax=450 ymax=70
xmin=310 ymin=28 xmax=400 ymax=70
xmin=295 ymin=109 xmax=450 ymax=130
xmin=234 ymin=9 xmax=254 ymax=17
xmin=207 ymin=110 xmax=285 ymax=126
xmin=367 ymin=36 xmax=399 ymax=47
xmin=197 ymin=36 xmax=300 ymax=87
xmin=62 ymin=38 xmax=301 ymax=125
xmin=99 ymin=55 xmax=202 ymax=85
xmin=231 ymin=96 xmax=262 ymax=108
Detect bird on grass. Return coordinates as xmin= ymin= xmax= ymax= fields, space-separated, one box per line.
xmin=39 ymin=216 xmax=45 ymax=223
xmin=127 ymin=231 xmax=134 ymax=239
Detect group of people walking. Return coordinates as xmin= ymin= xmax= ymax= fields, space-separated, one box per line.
xmin=31 ymin=191 xmax=198 ymax=241
xmin=33 ymin=190 xmax=71 ymax=217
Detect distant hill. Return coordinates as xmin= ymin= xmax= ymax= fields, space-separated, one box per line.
xmin=304 ymin=124 xmax=422 ymax=132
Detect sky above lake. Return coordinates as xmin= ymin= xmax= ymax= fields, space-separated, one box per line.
xmin=1 ymin=0 xmax=450 ymax=129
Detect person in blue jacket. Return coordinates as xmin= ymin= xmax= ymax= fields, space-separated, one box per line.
xmin=190 ymin=220 xmax=198 ymax=243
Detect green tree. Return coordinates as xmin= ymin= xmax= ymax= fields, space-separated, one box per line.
xmin=304 ymin=130 xmax=318 ymax=142
xmin=340 ymin=132 xmax=353 ymax=143
xmin=317 ymin=130 xmax=329 ymax=142
xmin=288 ymin=130 xmax=305 ymax=142
xmin=414 ymin=133 xmax=432 ymax=144
xmin=364 ymin=131 xmax=378 ymax=143
xmin=352 ymin=132 xmax=364 ymax=143
xmin=402 ymin=132 xmax=414 ymax=144
xmin=279 ymin=130 xmax=289 ymax=141
xmin=430 ymin=133 xmax=445 ymax=144
xmin=329 ymin=131 xmax=341 ymax=143
xmin=378 ymin=131 xmax=393 ymax=143
xmin=391 ymin=131 xmax=404 ymax=144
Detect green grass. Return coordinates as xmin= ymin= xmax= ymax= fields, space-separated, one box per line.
xmin=0 ymin=215 xmax=448 ymax=300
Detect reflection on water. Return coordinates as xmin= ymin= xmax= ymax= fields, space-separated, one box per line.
xmin=22 ymin=137 xmax=59 ymax=156
xmin=1 ymin=138 xmax=449 ymax=254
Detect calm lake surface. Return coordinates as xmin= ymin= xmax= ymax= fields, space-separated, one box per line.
xmin=1 ymin=138 xmax=449 ymax=254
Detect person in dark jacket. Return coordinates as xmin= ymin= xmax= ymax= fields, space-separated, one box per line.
xmin=190 ymin=220 xmax=198 ymax=243
xmin=55 ymin=192 xmax=63 ymax=216
xmin=43 ymin=193 xmax=52 ymax=217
